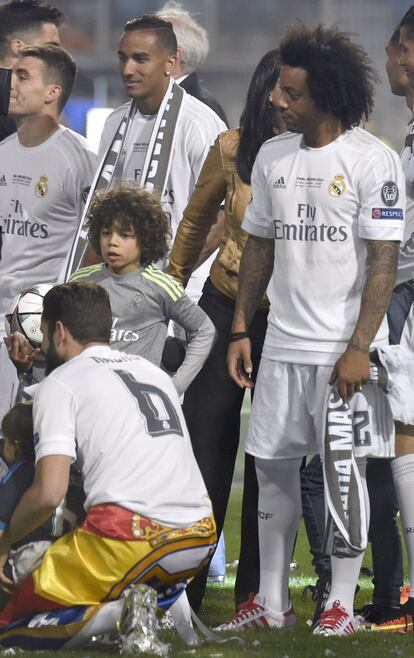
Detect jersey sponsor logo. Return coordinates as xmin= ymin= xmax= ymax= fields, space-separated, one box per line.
xmin=0 ymin=174 xmax=6 ymax=186
xmin=111 ymin=317 xmax=139 ymax=343
xmin=296 ymin=175 xmax=323 ymax=189
xmin=273 ymin=176 xmax=286 ymax=189
xmin=35 ymin=175 xmax=48 ymax=198
xmin=381 ymin=181 xmax=399 ymax=206
xmin=273 ymin=203 xmax=348 ymax=242
xmin=33 ymin=432 xmax=39 ymax=445
xmin=2 ymin=216 xmax=48 ymax=239
xmin=328 ymin=174 xmax=346 ymax=197
xmin=372 ymin=207 xmax=404 ymax=220
xmin=2 ymin=198 xmax=49 ymax=239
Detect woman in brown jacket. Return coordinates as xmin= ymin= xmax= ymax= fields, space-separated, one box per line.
xmin=168 ymin=50 xmax=286 ymax=612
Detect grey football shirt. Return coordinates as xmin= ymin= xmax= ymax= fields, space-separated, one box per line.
xmin=71 ymin=264 xmax=215 ymax=394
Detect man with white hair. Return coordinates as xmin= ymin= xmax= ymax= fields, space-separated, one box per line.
xmin=156 ymin=1 xmax=228 ymax=125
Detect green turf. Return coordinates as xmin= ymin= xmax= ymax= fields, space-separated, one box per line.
xmin=6 ymin=398 xmax=411 ymax=656
xmin=14 ymin=486 xmax=411 ymax=658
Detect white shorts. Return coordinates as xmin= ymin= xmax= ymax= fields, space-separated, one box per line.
xmin=246 ymin=358 xmax=333 ymax=460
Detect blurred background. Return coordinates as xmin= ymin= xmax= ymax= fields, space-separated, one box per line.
xmin=48 ymin=0 xmax=414 ymax=150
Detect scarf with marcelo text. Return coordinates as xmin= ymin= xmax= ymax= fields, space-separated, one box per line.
xmin=322 ymin=369 xmax=394 ymax=558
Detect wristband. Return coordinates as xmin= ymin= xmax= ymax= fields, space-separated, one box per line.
xmin=229 ymin=331 xmax=249 ymax=343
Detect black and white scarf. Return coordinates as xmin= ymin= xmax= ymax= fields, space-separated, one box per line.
xmin=322 ymin=371 xmax=394 ymax=558
xmin=60 ymin=77 xmax=184 ymax=282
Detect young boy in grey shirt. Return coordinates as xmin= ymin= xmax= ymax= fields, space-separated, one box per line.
xmin=71 ymin=184 xmax=215 ymax=395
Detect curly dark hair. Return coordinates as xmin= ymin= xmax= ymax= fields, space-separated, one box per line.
xmin=87 ymin=184 xmax=171 ymax=267
xmin=279 ymin=24 xmax=378 ymax=128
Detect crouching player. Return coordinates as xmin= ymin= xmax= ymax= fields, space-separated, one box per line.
xmin=0 ymin=282 xmax=216 ymax=649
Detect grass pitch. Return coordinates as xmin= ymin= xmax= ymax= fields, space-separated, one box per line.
xmin=12 ymin=486 xmax=412 ymax=658
xmin=7 ymin=397 xmax=412 ymax=656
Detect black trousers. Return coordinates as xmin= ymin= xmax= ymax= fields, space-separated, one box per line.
xmin=367 ymin=458 xmax=403 ymax=609
xmin=183 ymin=279 xmax=268 ymax=611
xmin=301 ymin=454 xmax=402 ymax=608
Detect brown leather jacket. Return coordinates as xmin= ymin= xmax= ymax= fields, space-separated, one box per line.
xmin=168 ymin=129 xmax=268 ymax=307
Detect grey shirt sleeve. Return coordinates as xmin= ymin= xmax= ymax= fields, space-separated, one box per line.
xmin=167 ymin=294 xmax=216 ymax=395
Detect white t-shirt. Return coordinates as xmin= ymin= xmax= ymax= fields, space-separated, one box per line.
xmin=243 ymin=127 xmax=406 ymax=366
xmin=397 ymin=117 xmax=414 ymax=284
xmin=0 ymin=127 xmax=96 ymax=328
xmin=98 ymin=91 xmax=226 ymax=301
xmin=33 ymin=345 xmax=212 ymax=527
xmin=121 ymin=112 xmax=156 ymax=186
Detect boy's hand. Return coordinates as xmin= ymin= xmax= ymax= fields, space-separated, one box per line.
xmin=4 ymin=332 xmax=40 ymax=374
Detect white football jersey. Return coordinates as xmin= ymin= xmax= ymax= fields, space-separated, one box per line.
xmin=0 ymin=127 xmax=96 ymax=328
xmin=243 ymin=127 xmax=406 ymax=365
xmin=33 ymin=345 xmax=211 ymax=527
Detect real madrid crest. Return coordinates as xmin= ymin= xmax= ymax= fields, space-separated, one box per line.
xmin=328 ymin=174 xmax=346 ymax=197
xmin=35 ymin=175 xmax=48 ymax=198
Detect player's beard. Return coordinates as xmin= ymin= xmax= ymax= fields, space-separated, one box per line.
xmin=44 ymin=341 xmax=65 ymax=375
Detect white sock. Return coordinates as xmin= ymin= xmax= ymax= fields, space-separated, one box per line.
xmin=392 ymin=454 xmax=414 ymax=598
xmin=326 ymin=553 xmax=364 ymax=614
xmin=169 ymin=591 xmax=200 ymax=646
xmin=255 ymin=457 xmax=302 ymax=612
xmin=325 ymin=458 xmax=369 ymax=614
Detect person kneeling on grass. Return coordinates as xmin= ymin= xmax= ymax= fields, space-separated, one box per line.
xmin=70 ymin=183 xmax=216 ymax=397
xmin=0 ymin=282 xmax=217 ymax=650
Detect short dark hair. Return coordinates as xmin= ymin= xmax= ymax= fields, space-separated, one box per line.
xmin=279 ymin=24 xmax=378 ymax=128
xmin=0 ymin=0 xmax=63 ymax=59
xmin=42 ymin=282 xmax=112 ymax=345
xmin=389 ymin=26 xmax=401 ymax=49
xmin=123 ymin=14 xmax=177 ymax=54
xmin=2 ymin=402 xmax=34 ymax=461
xmin=237 ymin=49 xmax=281 ymax=184
xmin=400 ymin=6 xmax=414 ymax=40
xmin=18 ymin=44 xmax=76 ymax=112
xmin=87 ymin=184 xmax=170 ymax=267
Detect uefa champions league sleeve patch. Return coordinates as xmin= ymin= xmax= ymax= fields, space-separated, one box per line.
xmin=381 ymin=181 xmax=399 ymax=207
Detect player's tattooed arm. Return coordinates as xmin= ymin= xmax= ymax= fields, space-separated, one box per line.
xmin=228 ymin=234 xmax=274 ymax=389
xmin=232 ymin=234 xmax=274 ymax=333
xmin=331 ymin=239 xmax=399 ymax=401
xmin=349 ymin=239 xmax=399 ymax=353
